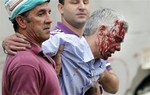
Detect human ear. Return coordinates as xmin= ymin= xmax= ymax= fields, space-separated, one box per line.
xmin=58 ymin=3 xmax=64 ymax=15
xmin=100 ymin=25 xmax=106 ymax=31
xmin=97 ymin=25 xmax=106 ymax=35
xmin=16 ymin=15 xmax=27 ymax=29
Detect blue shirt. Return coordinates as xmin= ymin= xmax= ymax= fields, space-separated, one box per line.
xmin=42 ymin=22 xmax=106 ymax=95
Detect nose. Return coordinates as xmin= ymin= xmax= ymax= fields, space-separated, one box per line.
xmin=115 ymin=44 xmax=121 ymax=51
xmin=45 ymin=13 xmax=52 ymax=24
xmin=78 ymin=2 xmax=86 ymax=10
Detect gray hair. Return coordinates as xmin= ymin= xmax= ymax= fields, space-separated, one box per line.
xmin=83 ymin=8 xmax=128 ymax=36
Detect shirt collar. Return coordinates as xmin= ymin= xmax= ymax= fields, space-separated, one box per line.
xmin=30 ymin=44 xmax=42 ymax=55
xmin=30 ymin=43 xmax=56 ymax=68
xmin=54 ymin=22 xmax=79 ymax=37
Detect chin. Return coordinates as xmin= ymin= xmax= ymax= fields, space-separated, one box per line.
xmin=43 ymin=36 xmax=50 ymax=41
xmin=103 ymin=58 xmax=108 ymax=60
xmin=77 ymin=19 xmax=86 ymax=24
xmin=102 ymin=56 xmax=109 ymax=60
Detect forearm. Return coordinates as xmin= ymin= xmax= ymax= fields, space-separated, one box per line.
xmin=100 ymin=70 xmax=119 ymax=94
xmin=52 ymin=45 xmax=64 ymax=76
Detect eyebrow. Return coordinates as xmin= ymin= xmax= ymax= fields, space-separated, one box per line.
xmin=37 ymin=8 xmax=51 ymax=13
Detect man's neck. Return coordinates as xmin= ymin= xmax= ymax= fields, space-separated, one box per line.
xmin=62 ymin=20 xmax=84 ymax=38
xmin=85 ymin=36 xmax=98 ymax=59
xmin=18 ymin=30 xmax=42 ymax=47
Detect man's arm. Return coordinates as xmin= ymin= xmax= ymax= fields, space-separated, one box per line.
xmin=2 ymin=33 xmax=31 ymax=55
xmin=52 ymin=45 xmax=64 ymax=76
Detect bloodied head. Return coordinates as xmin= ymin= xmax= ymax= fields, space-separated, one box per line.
xmin=84 ymin=8 xmax=128 ymax=60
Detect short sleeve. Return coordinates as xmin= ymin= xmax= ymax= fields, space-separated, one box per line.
xmin=10 ymin=66 xmax=40 ymax=95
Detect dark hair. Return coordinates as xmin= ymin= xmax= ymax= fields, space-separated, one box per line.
xmin=13 ymin=11 xmax=30 ymax=32
xmin=13 ymin=20 xmax=18 ymax=32
xmin=59 ymin=0 xmax=64 ymax=5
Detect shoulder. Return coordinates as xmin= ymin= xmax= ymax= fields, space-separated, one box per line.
xmin=6 ymin=50 xmax=41 ymax=70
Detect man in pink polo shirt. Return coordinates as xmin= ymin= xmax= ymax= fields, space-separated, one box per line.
xmin=2 ymin=0 xmax=62 ymax=95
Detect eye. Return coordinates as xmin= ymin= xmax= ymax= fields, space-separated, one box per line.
xmin=84 ymin=0 xmax=89 ymax=4
xmin=71 ymin=0 xmax=78 ymax=4
xmin=49 ymin=10 xmax=51 ymax=14
xmin=38 ymin=13 xmax=43 ymax=16
xmin=37 ymin=11 xmax=45 ymax=17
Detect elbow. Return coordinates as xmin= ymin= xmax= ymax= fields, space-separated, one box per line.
xmin=102 ymin=79 xmax=119 ymax=94
xmin=109 ymin=87 xmax=119 ymax=94
xmin=103 ymin=86 xmax=119 ymax=94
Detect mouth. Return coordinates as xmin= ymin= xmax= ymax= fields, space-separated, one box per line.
xmin=43 ymin=27 xmax=50 ymax=34
xmin=107 ymin=52 xmax=113 ymax=57
xmin=44 ymin=27 xmax=50 ymax=30
xmin=76 ymin=13 xmax=87 ymax=17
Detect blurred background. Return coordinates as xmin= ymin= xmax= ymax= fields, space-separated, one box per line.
xmin=0 ymin=0 xmax=150 ymax=95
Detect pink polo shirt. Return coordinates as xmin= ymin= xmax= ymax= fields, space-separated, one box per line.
xmin=2 ymin=44 xmax=62 ymax=95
